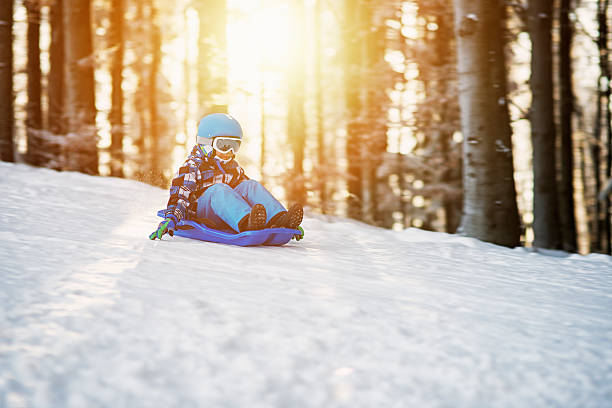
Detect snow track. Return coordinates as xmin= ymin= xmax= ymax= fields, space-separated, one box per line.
xmin=1 ymin=162 xmax=611 ymax=407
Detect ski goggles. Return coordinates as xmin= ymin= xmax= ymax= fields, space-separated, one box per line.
xmin=211 ymin=137 xmax=242 ymax=154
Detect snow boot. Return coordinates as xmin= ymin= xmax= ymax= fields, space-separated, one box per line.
xmin=285 ymin=203 xmax=303 ymax=229
xmin=239 ymin=204 xmax=267 ymax=232
xmin=268 ymin=203 xmax=303 ymax=229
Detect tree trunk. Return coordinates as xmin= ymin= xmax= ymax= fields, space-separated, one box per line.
xmin=605 ymin=84 xmax=612 ymax=254
xmin=149 ymin=3 xmax=164 ymax=187
xmin=287 ymin=0 xmax=306 ymax=205
xmin=453 ymin=0 xmax=521 ymax=247
xmin=315 ymin=0 xmax=327 ymax=213
xmin=48 ymin=0 xmax=64 ymax=168
xmin=591 ymin=0 xmax=607 ymax=252
xmin=558 ymin=0 xmax=577 ymax=252
xmin=605 ymin=20 xmax=612 ymax=254
xmin=579 ymin=136 xmax=589 ymax=251
xmin=63 ymin=0 xmax=98 ymax=174
xmin=183 ymin=8 xmax=190 ymax=143
xmin=592 ymin=80 xmax=603 ymax=253
xmin=132 ymin=0 xmax=147 ymax=162
xmin=0 ymin=0 xmax=14 ymax=162
xmin=260 ymin=78 xmax=266 ymax=184
xmin=433 ymin=7 xmax=462 ymax=234
xmin=528 ymin=0 xmax=562 ymax=249
xmin=109 ymin=0 xmax=124 ymax=177
xmin=603 ymin=0 xmax=612 ymax=254
xmin=344 ymin=0 xmax=363 ymax=220
xmin=365 ymin=6 xmax=388 ymax=226
xmin=25 ymin=0 xmax=44 ymax=167
xmin=196 ymin=0 xmax=227 ymax=115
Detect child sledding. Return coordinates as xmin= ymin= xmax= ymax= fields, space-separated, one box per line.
xmin=150 ymin=113 xmax=304 ymax=246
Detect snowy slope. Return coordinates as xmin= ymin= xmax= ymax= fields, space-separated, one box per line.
xmin=1 ymin=161 xmax=611 ymax=408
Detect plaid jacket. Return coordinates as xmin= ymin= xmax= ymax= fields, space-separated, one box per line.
xmin=164 ymin=145 xmax=248 ymax=225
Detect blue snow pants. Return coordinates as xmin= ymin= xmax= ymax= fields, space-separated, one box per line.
xmin=196 ymin=180 xmax=286 ymax=233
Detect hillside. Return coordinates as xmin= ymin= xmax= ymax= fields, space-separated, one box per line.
xmin=1 ymin=162 xmax=611 ymax=407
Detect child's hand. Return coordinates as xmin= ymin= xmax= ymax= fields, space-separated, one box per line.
xmin=293 ymin=226 xmax=304 ymax=241
xmin=149 ymin=218 xmax=176 ymax=240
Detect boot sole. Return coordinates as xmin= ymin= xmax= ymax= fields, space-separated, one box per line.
xmin=286 ymin=204 xmax=303 ymax=229
xmin=249 ymin=204 xmax=267 ymax=231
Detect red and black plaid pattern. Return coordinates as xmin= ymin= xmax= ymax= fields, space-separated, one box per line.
xmin=164 ymin=145 xmax=248 ymax=224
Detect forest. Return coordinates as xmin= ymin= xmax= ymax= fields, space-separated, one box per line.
xmin=0 ymin=0 xmax=611 ymax=254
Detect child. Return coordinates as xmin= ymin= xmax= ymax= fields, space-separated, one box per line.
xmin=150 ymin=113 xmax=303 ymax=240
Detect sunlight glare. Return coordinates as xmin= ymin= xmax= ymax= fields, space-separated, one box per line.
xmin=227 ymin=1 xmax=292 ymax=94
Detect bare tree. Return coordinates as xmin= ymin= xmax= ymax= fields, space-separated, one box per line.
xmin=47 ymin=0 xmax=64 ymax=168
xmin=286 ymin=0 xmax=307 ymax=205
xmin=259 ymin=77 xmax=266 ymax=184
xmin=0 ymin=0 xmax=14 ymax=162
xmin=132 ymin=0 xmax=148 ymax=176
xmin=63 ymin=0 xmax=98 ymax=174
xmin=604 ymin=0 xmax=612 ymax=253
xmin=528 ymin=0 xmax=562 ymax=249
xmin=453 ymin=0 xmax=521 ymax=247
xmin=591 ymin=0 xmax=609 ymax=252
xmin=315 ymin=0 xmax=327 ymax=212
xmin=558 ymin=0 xmax=578 ymax=252
xmin=109 ymin=0 xmax=125 ymax=177
xmin=364 ymin=4 xmax=390 ymax=226
xmin=344 ymin=0 xmax=363 ymax=220
xmin=25 ymin=0 xmax=44 ymax=167
xmin=149 ymin=1 xmax=164 ymax=186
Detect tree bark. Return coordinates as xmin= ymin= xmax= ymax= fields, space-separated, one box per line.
xmin=315 ymin=0 xmax=327 ymax=213
xmin=132 ymin=0 xmax=147 ymax=159
xmin=287 ymin=0 xmax=306 ymax=205
xmin=591 ymin=0 xmax=607 ymax=252
xmin=364 ymin=5 xmax=388 ymax=226
xmin=528 ymin=0 xmax=562 ymax=249
xmin=109 ymin=0 xmax=125 ymax=177
xmin=25 ymin=0 xmax=44 ymax=167
xmin=592 ymin=78 xmax=603 ymax=252
xmin=63 ymin=0 xmax=98 ymax=174
xmin=183 ymin=8 xmax=190 ymax=142
xmin=604 ymin=0 xmax=612 ymax=254
xmin=603 ymin=109 xmax=612 ymax=255
xmin=48 ymin=0 xmax=64 ymax=169
xmin=605 ymin=85 xmax=612 ymax=254
xmin=433 ymin=7 xmax=462 ymax=234
xmin=558 ymin=0 xmax=577 ymax=252
xmin=149 ymin=3 xmax=164 ymax=187
xmin=260 ymin=78 xmax=266 ymax=184
xmin=453 ymin=0 xmax=521 ymax=247
xmin=344 ymin=0 xmax=363 ymax=220
xmin=0 ymin=0 xmax=14 ymax=162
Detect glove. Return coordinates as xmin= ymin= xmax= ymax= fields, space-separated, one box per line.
xmin=149 ymin=218 xmax=176 ymax=240
xmin=293 ymin=226 xmax=304 ymax=241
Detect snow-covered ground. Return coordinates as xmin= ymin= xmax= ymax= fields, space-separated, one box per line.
xmin=1 ymin=161 xmax=611 ymax=408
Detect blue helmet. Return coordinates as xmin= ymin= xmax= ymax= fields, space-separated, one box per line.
xmin=196 ymin=113 xmax=243 ymax=145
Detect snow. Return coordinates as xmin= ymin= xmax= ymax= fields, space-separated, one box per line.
xmin=1 ymin=161 xmax=611 ymax=407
